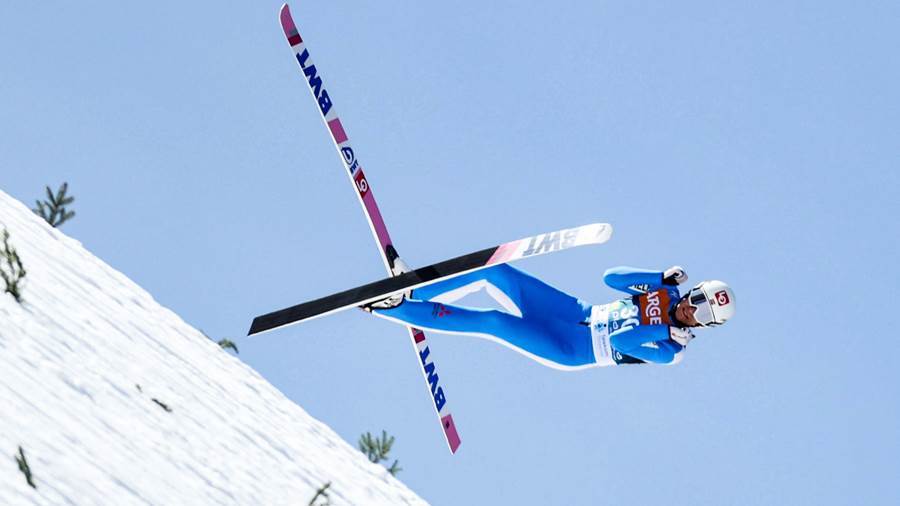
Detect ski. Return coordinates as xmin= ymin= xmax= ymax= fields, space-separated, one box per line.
xmin=249 ymin=223 xmax=612 ymax=335
xmin=276 ymin=4 xmax=463 ymax=452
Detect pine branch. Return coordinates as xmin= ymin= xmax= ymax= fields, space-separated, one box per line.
xmin=308 ymin=482 xmax=331 ymax=506
xmin=217 ymin=339 xmax=239 ymax=354
xmin=151 ymin=398 xmax=173 ymax=412
xmin=358 ymin=432 xmax=379 ymax=463
xmin=1 ymin=228 xmax=26 ymax=303
xmin=358 ymin=430 xmax=401 ymax=475
xmin=15 ymin=446 xmax=36 ymax=489
xmin=33 ymin=182 xmax=76 ymax=227
xmin=54 ymin=183 xmax=74 ymax=206
xmin=200 ymin=329 xmax=240 ymax=355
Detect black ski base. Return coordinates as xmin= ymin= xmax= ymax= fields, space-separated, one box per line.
xmin=248 ymin=246 xmax=496 ymax=336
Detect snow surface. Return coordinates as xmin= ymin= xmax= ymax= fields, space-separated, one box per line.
xmin=0 ymin=189 xmax=426 ymax=505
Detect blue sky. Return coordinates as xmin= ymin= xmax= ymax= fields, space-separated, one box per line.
xmin=3 ymin=1 xmax=899 ymax=504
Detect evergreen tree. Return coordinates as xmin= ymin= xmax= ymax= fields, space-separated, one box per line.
xmin=33 ymin=182 xmax=76 ymax=228
xmin=358 ymin=430 xmax=402 ymax=476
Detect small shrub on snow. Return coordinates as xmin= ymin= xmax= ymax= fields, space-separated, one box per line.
xmin=33 ymin=182 xmax=76 ymax=228
xmin=1 ymin=228 xmax=26 ymax=303
xmin=217 ymin=338 xmax=239 ymax=354
xmin=358 ymin=430 xmax=402 ymax=476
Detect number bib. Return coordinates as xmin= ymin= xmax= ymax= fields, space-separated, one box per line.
xmin=589 ymin=288 xmax=681 ymax=366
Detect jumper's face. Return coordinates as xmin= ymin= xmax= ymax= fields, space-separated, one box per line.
xmin=675 ymin=297 xmax=700 ymax=327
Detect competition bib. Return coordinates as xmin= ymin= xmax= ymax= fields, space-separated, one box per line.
xmin=588 ymin=305 xmax=617 ymax=367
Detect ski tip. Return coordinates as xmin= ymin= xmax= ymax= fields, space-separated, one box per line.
xmin=597 ymin=222 xmax=613 ymax=241
xmin=279 ymin=4 xmax=295 ymax=31
xmin=570 ymin=222 xmax=614 ymax=243
xmin=280 ymin=4 xmax=303 ymax=47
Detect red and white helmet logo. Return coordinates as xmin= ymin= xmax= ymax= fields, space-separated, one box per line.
xmin=696 ymin=280 xmax=735 ymax=324
xmin=714 ymin=290 xmax=730 ymax=305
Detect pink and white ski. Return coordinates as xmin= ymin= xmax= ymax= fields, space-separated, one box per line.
xmin=278 ymin=3 xmax=461 ymax=453
xmin=249 ymin=222 xmax=613 ymax=333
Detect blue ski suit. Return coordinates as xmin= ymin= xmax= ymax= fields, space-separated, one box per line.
xmin=372 ymin=265 xmax=694 ymax=370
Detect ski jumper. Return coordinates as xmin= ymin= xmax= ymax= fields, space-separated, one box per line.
xmin=372 ymin=265 xmax=694 ymax=370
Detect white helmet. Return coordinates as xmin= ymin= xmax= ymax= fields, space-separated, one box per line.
xmin=686 ymin=280 xmax=736 ymax=326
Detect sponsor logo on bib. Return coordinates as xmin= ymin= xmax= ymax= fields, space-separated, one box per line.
xmin=640 ymin=289 xmax=673 ymax=326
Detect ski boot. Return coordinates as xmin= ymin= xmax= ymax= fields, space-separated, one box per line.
xmin=385 ymin=244 xmax=410 ymax=275
xmin=362 ymin=244 xmax=411 ymax=312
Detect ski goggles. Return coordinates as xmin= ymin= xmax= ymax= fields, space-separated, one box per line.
xmin=686 ymin=286 xmax=718 ymax=327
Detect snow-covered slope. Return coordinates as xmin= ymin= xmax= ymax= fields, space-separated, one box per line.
xmin=0 ymin=189 xmax=426 ymax=506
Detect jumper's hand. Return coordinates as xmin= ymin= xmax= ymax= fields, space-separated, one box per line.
xmin=663 ymin=265 xmax=688 ymax=286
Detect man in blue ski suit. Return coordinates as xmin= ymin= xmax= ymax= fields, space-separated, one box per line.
xmin=368 ymin=264 xmax=736 ymax=370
